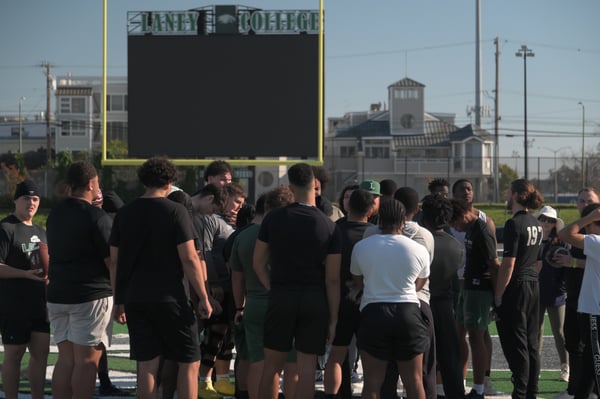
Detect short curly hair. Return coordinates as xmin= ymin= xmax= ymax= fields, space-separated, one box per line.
xmin=138 ymin=157 xmax=178 ymax=188
xmin=203 ymin=160 xmax=233 ymax=182
xmin=264 ymin=186 xmax=294 ymax=211
xmin=66 ymin=161 xmax=98 ymax=191
xmin=288 ymin=163 xmax=314 ymax=188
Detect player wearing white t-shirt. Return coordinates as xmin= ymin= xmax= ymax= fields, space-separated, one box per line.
xmin=351 ymin=199 xmax=430 ymax=399
xmin=558 ymin=203 xmax=600 ymax=399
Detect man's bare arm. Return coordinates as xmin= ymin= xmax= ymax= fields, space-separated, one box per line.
xmin=178 ymin=240 xmax=212 ymax=319
xmin=325 ymin=253 xmax=341 ymax=345
xmin=253 ymin=239 xmax=271 ymax=290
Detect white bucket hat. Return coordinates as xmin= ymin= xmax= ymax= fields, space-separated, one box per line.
xmin=537 ymin=205 xmax=565 ymax=231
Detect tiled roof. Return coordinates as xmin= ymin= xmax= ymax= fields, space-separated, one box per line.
xmin=336 ymin=120 xmax=389 ymax=138
xmin=335 ymin=114 xmax=491 ymax=148
xmin=450 ymin=124 xmax=494 ymax=141
xmin=387 ymin=77 xmax=425 ymax=88
xmin=394 ymin=120 xmax=458 ymax=147
xmin=56 ymin=87 xmax=93 ymax=96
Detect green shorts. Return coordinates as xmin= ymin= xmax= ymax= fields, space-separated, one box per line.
xmin=456 ymin=289 xmax=493 ymax=331
xmin=234 ymin=318 xmax=248 ymax=361
xmin=244 ymin=295 xmax=296 ymax=363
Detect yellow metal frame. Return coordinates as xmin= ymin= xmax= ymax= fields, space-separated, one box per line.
xmin=101 ymin=0 xmax=325 ymax=167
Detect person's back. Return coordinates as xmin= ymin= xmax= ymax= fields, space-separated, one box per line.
xmin=47 ymin=197 xmax=112 ymax=303
xmin=110 ymin=157 xmax=211 ymax=399
xmin=254 ymin=162 xmax=341 ymax=399
xmin=112 ymin=197 xmax=192 ymax=304
xmin=262 ymin=203 xmax=337 ymax=289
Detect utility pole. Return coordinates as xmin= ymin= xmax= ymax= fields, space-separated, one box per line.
xmin=578 ymin=101 xmax=586 ymax=187
xmin=41 ymin=61 xmax=53 ymax=165
xmin=493 ymin=37 xmax=500 ymax=202
xmin=515 ymin=45 xmax=534 ymax=179
xmin=475 ymin=0 xmax=482 ymax=127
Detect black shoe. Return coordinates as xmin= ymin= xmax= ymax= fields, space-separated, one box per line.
xmin=466 ymin=390 xmax=484 ymax=399
xmin=98 ymin=384 xmax=133 ymax=396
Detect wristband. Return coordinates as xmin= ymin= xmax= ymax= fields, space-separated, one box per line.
xmin=571 ymin=258 xmax=577 ymax=269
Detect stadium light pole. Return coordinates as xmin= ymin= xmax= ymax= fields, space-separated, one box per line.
xmin=516 ymin=45 xmax=534 ymax=179
xmin=541 ymin=146 xmax=570 ymax=203
xmin=578 ymin=101 xmax=585 ymax=187
xmin=18 ymin=96 xmax=26 ymax=153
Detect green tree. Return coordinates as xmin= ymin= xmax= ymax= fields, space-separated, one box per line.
xmin=107 ymin=140 xmax=128 ymax=159
xmin=499 ymin=163 xmax=518 ymax=198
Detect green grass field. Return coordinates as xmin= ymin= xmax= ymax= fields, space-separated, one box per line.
xmin=0 ymin=205 xmax=577 ymax=397
xmin=0 ymin=315 xmax=568 ymax=398
xmin=0 ymin=355 xmax=569 ymax=398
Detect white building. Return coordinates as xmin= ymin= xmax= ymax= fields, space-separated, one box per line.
xmin=324 ymin=77 xmax=496 ymax=201
xmin=55 ymin=76 xmax=128 ymax=154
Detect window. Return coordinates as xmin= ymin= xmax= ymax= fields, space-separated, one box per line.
xmin=93 ymin=93 xmax=101 ymax=114
xmin=59 ymin=97 xmax=86 ymax=114
xmin=340 ymin=146 xmax=356 ymax=158
xmin=394 ymin=88 xmax=419 ymax=100
xmin=400 ymin=113 xmax=414 ymax=129
xmin=61 ymin=120 xmax=86 ymax=136
xmin=365 ymin=146 xmax=390 ymax=159
xmin=107 ymin=121 xmax=128 ymax=142
xmin=106 ymin=95 xmax=128 ymax=112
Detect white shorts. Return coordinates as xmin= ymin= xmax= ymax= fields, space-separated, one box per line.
xmin=48 ymin=297 xmax=113 ymax=347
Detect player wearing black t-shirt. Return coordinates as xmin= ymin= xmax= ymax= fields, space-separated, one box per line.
xmin=451 ymin=199 xmax=499 ymax=399
xmin=110 ymin=157 xmax=212 ymax=399
xmin=0 ymin=179 xmax=49 ymax=399
xmin=324 ymin=189 xmax=374 ymax=399
xmin=495 ymin=179 xmax=544 ymax=399
xmin=254 ymin=163 xmax=342 ymax=399
xmin=422 ymin=195 xmax=465 ymax=399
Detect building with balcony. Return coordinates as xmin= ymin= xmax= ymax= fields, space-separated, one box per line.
xmin=324 ymin=77 xmax=495 ymax=201
xmin=55 ymin=76 xmax=128 ymax=154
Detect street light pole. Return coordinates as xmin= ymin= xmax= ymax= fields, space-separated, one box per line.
xmin=578 ymin=101 xmax=585 ymax=187
xmin=18 ymin=96 xmax=26 ymax=153
xmin=516 ymin=45 xmax=534 ymax=179
xmin=541 ymin=146 xmax=570 ymax=203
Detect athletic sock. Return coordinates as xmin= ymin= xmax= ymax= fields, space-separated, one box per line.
xmin=437 ymin=384 xmax=446 ymax=396
xmin=472 ymin=384 xmax=484 ymax=395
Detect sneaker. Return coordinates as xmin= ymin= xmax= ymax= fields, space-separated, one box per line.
xmin=483 ymin=376 xmax=497 ymax=396
xmin=214 ymin=379 xmax=235 ymax=396
xmin=560 ymin=363 xmax=569 ymax=382
xmin=551 ymin=391 xmax=574 ymax=399
xmin=98 ymin=384 xmax=132 ymax=396
xmin=351 ymin=371 xmax=362 ymax=383
xmin=466 ymin=389 xmax=484 ymax=399
xmin=199 ymin=380 xmax=222 ymax=399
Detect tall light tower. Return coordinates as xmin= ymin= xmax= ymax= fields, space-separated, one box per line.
xmin=516 ymin=45 xmax=534 ymax=179
xmin=541 ymin=146 xmax=570 ymax=203
xmin=18 ymin=96 xmax=26 ymax=153
xmin=578 ymin=101 xmax=585 ymax=187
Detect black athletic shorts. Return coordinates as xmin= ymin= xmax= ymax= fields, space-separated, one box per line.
xmin=358 ymin=302 xmax=429 ymax=361
xmin=331 ymin=297 xmax=360 ymax=347
xmin=264 ymin=288 xmax=329 ymax=355
xmin=205 ymin=290 xmax=235 ymax=325
xmin=0 ymin=315 xmax=50 ymax=345
xmin=125 ymin=301 xmax=201 ymax=363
